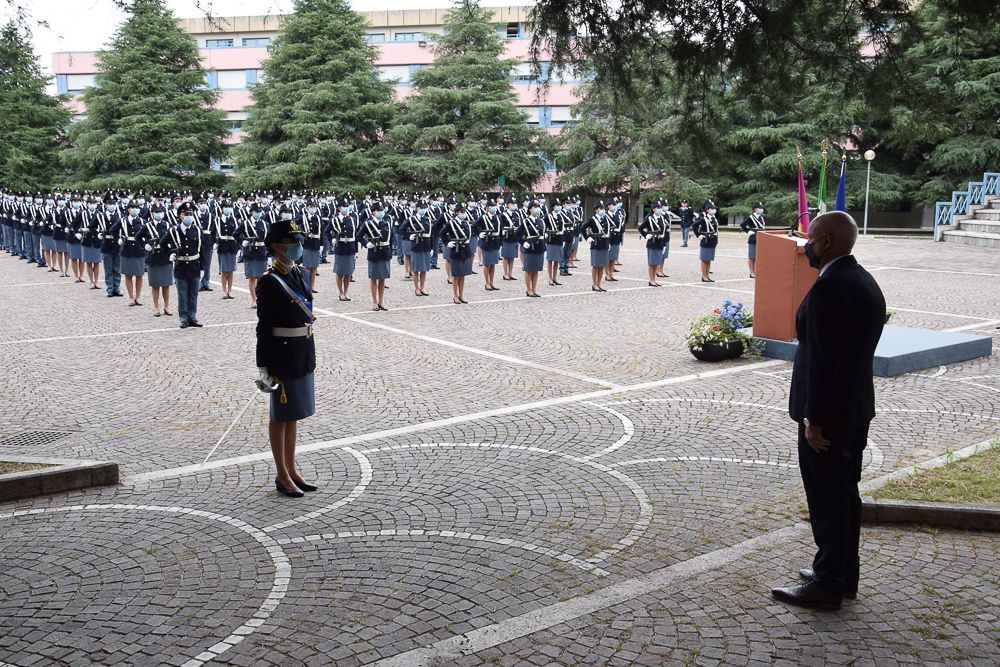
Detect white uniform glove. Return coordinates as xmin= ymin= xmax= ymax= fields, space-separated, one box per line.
xmin=75 ymin=233 xmax=83 ymax=240
xmin=242 ymin=240 xmax=249 ymax=247
xmin=213 ymin=243 xmax=218 ymax=250
xmin=409 ymin=234 xmax=416 ymax=241
xmin=447 ymin=241 xmax=456 ymax=248
xmin=144 ymin=243 xmax=152 ymax=251
xmin=522 ymin=241 xmax=530 ymax=249
xmin=255 ymin=367 xmax=277 ymax=392
xmin=646 ymin=234 xmax=654 ymax=240
xmin=366 ymin=241 xmax=374 ymax=249
xmin=479 ymin=232 xmax=486 ymax=239
xmin=169 ymin=253 xmax=176 ymax=262
xmin=319 ymin=246 xmax=324 ymax=253
xmin=118 ymin=238 xmax=123 ymax=246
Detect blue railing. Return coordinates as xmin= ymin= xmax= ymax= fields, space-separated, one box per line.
xmin=934 ymin=171 xmax=1000 ymax=241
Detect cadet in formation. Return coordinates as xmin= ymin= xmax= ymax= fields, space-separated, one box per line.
xmin=740 ymin=201 xmax=766 ymax=278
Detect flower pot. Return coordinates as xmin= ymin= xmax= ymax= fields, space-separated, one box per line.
xmin=689 ymin=340 xmax=744 ymax=362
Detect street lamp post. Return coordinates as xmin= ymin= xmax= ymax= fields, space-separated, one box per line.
xmin=863 ymin=150 xmax=875 ymax=235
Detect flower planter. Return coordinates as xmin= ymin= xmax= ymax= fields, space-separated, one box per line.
xmin=689 ymin=340 xmax=744 ymax=362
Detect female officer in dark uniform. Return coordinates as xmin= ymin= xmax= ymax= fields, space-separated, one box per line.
xmin=638 ymin=198 xmax=670 ymax=286
xmin=472 ymin=198 xmax=502 ymax=291
xmin=579 ymin=200 xmax=611 ymax=292
xmin=255 ymin=216 xmax=317 ymax=498
xmin=692 ymin=199 xmax=720 ymax=283
xmin=441 ymin=201 xmax=474 ymax=304
xmin=145 ymin=205 xmax=174 ymax=316
xmin=357 ymin=201 xmax=392 ymax=311
xmin=518 ymin=201 xmax=546 ymax=297
xmin=740 ymin=201 xmax=765 ymax=278
xmin=236 ymin=203 xmax=268 ymax=308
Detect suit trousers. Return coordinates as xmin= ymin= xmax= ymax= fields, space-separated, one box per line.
xmin=798 ymin=422 xmax=869 ymax=595
xmin=175 ymin=276 xmax=200 ymax=325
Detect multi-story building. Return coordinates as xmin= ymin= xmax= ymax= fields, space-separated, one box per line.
xmin=51 ymin=5 xmax=582 ymax=192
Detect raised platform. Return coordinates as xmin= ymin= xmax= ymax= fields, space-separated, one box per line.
xmin=745 ymin=325 xmax=993 ymax=377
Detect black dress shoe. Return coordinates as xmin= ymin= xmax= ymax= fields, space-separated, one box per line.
xmin=188 ymin=321 xmax=203 ymax=328
xmin=771 ymin=580 xmax=843 ymax=610
xmin=799 ymin=569 xmax=858 ymax=599
xmin=179 ymin=322 xmax=189 ymax=329
xmin=112 ymin=291 xmax=125 ymax=297
xmin=293 ymin=480 xmax=318 ymax=492
xmin=702 ymin=278 xmax=715 ymax=283
xmin=203 ymin=286 xmax=213 ymax=291
xmin=164 ymin=310 xmax=174 ymax=316
xmin=276 ymin=479 xmax=305 ymax=497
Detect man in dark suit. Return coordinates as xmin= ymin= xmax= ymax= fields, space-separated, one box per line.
xmin=772 ymin=211 xmax=886 ymax=610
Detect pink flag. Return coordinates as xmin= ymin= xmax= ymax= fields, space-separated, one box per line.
xmin=797 ymin=148 xmax=810 ymax=233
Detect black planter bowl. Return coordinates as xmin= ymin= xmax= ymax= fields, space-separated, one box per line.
xmin=689 ymin=340 xmax=745 ymax=362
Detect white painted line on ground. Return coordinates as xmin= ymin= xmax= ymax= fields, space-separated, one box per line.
xmin=0 ymin=320 xmax=259 ymax=346
xmin=615 ymin=455 xmax=796 ymax=469
xmin=371 ymin=523 xmax=811 ymax=667
xmin=945 ymin=319 xmax=1000 ymax=332
xmin=323 ymin=310 xmax=623 ymax=389
xmin=579 ymin=403 xmax=635 ymax=461
xmin=124 ymin=360 xmax=787 ymax=484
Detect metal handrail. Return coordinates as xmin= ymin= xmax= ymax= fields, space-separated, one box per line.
xmin=934 ymin=170 xmax=1000 ymax=241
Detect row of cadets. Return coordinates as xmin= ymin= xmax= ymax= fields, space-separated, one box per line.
xmin=638 ymin=198 xmax=671 ymax=286
xmin=440 ymin=200 xmax=474 ymax=303
xmin=692 ymin=198 xmax=720 ymax=282
xmin=739 ymin=201 xmax=766 ymax=278
xmin=580 ymin=200 xmax=613 ymax=292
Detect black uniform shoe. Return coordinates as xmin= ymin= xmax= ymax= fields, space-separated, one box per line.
xmin=188 ymin=321 xmax=204 ymax=328
xmin=276 ymin=479 xmax=305 ymax=498
xmin=293 ymin=480 xmax=318 ymax=492
xmin=203 ymin=286 xmax=213 ymax=291
xmin=771 ymin=580 xmax=843 ymax=610
xmin=179 ymin=322 xmax=189 ymax=329
xmin=799 ymin=569 xmax=857 ymax=599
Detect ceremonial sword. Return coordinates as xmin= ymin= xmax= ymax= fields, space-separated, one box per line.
xmin=202 ymin=379 xmax=278 ymax=467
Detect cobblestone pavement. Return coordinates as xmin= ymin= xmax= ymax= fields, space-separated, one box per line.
xmin=1 ymin=233 xmax=998 ymax=667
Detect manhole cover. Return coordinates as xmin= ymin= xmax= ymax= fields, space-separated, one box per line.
xmin=0 ymin=431 xmax=74 ymax=448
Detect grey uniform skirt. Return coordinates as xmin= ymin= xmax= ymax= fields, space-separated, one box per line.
xmin=333 ymin=254 xmax=356 ymax=276
xmin=270 ymin=372 xmax=315 ymax=422
xmin=441 ymin=245 xmax=452 ymax=261
xmin=41 ymin=236 xmax=56 ymax=252
xmin=590 ymin=248 xmax=609 ymax=268
xmin=244 ymin=259 xmax=266 ymax=278
xmin=410 ymin=250 xmax=431 ymax=272
xmin=501 ymin=240 xmax=518 ymax=259
xmin=451 ymin=256 xmax=472 ymax=277
xmin=82 ymin=245 xmax=102 ymax=263
xmin=402 ymin=239 xmax=413 ymax=256
xmin=369 ymin=259 xmax=390 ymax=280
xmin=546 ymin=244 xmax=563 ymax=262
xmin=218 ymin=252 xmax=237 ymax=272
xmin=67 ymin=242 xmax=82 ymax=260
xmin=523 ymin=252 xmax=544 ymax=272
xmin=748 ymin=243 xmax=757 ymax=259
xmin=121 ymin=255 xmax=145 ymax=276
xmin=481 ymin=248 xmax=500 ymax=265
xmin=147 ymin=263 xmax=173 ymax=287
xmin=608 ymin=244 xmax=621 ymax=262
xmin=700 ymin=246 xmax=716 ymax=261
xmin=301 ymin=248 xmax=319 ymax=268
xmin=54 ymin=239 xmax=67 ymax=253
xmin=647 ymin=247 xmax=664 ymax=266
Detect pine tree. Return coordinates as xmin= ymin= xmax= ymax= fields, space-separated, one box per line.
xmin=887 ymin=0 xmax=1000 ymax=206
xmin=60 ymin=0 xmax=230 ymax=191
xmin=234 ymin=0 xmax=397 ymax=192
xmin=0 ymin=21 xmax=72 ymax=190
xmin=388 ymin=0 xmax=544 ymax=193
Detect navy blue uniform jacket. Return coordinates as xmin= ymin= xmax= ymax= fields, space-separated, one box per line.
xmin=255 ymin=261 xmax=316 ymax=379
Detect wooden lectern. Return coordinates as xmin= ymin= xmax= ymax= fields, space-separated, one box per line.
xmin=753 ymin=230 xmax=819 ymax=341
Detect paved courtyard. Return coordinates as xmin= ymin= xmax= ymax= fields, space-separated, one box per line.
xmin=1 ymin=232 xmax=999 ymax=667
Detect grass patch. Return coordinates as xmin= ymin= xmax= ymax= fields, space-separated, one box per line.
xmin=875 ymin=443 xmax=1000 ymax=504
xmin=0 ymin=461 xmax=53 ymax=475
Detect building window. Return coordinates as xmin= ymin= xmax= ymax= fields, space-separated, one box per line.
xmin=550 ymin=106 xmax=573 ymax=125
xmin=242 ymin=38 xmax=270 ymax=47
xmin=64 ymin=73 xmax=96 ymax=93
xmin=394 ymin=32 xmax=419 ymax=41
xmin=521 ymin=107 xmax=540 ymax=124
xmin=216 ymin=70 xmax=247 ymax=89
xmin=507 ymin=22 xmax=520 ymax=38
xmin=511 ymin=63 xmax=537 ymax=82
xmin=378 ymin=65 xmax=411 ymax=83
xmin=367 ymin=33 xmax=385 ymax=42
xmin=206 ymin=39 xmax=234 ymax=48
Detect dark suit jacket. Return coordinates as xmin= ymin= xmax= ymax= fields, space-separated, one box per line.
xmin=789 ymin=255 xmax=886 ymax=433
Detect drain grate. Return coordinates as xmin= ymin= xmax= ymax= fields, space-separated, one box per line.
xmin=0 ymin=431 xmax=74 ymax=448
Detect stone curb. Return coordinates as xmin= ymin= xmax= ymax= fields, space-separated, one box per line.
xmin=862 ymin=496 xmax=1000 ymax=532
xmin=0 ymin=456 xmax=119 ymax=503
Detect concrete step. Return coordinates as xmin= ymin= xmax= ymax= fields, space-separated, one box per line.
xmin=941 ymin=229 xmax=1000 ymax=248
xmin=961 ymin=219 xmax=1000 ymax=234
xmin=973 ymin=209 xmax=1000 ymax=221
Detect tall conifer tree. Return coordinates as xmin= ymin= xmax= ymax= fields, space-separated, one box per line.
xmin=234 ymin=0 xmax=396 ymax=191
xmin=388 ymin=0 xmax=544 ymax=193
xmin=0 ymin=21 xmax=71 ymax=190
xmin=60 ymin=0 xmax=229 ymax=191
